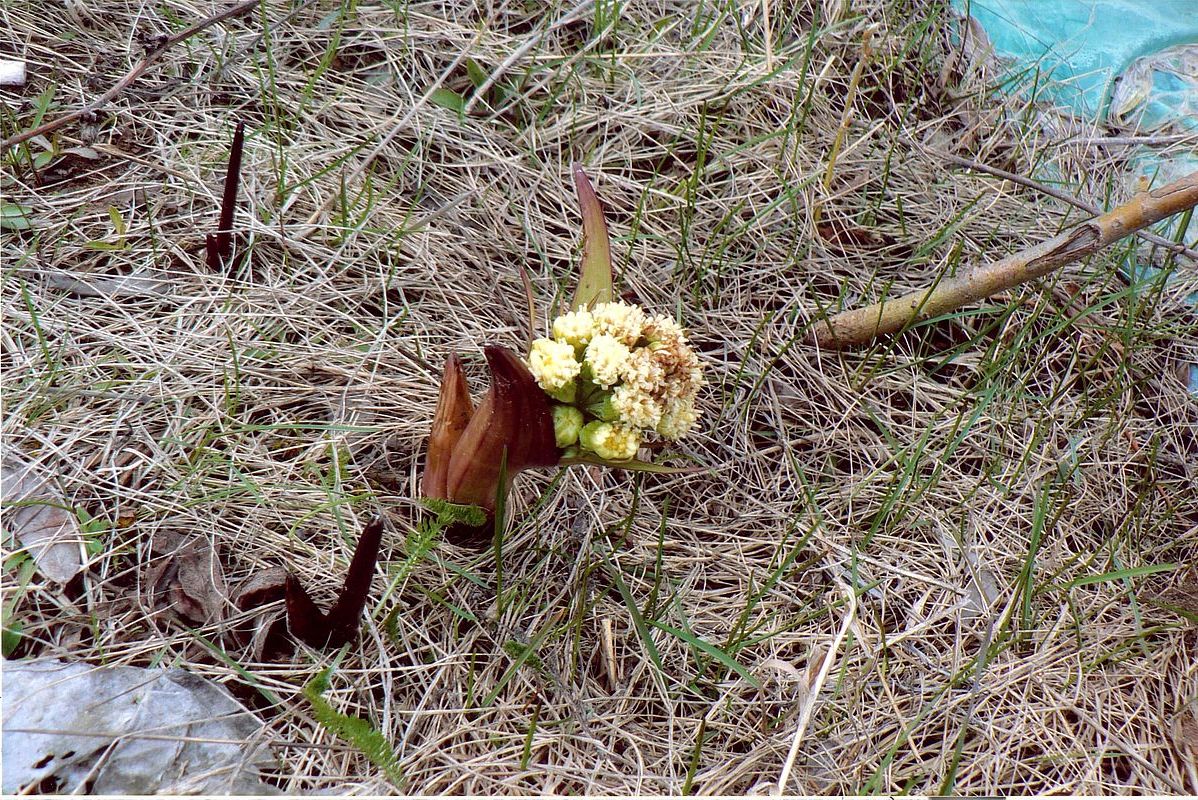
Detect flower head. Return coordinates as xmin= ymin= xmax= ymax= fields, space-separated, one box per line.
xmin=527 ymin=302 xmax=704 ymax=462
xmin=552 ymin=309 xmax=596 ymax=350
xmin=528 ymin=337 xmax=581 ymax=392
xmin=584 ymin=334 xmax=630 ymax=388
xmin=656 ymin=396 xmax=700 ymax=440
xmin=579 ymin=421 xmax=641 ymax=461
xmin=591 ymin=301 xmax=646 ymax=346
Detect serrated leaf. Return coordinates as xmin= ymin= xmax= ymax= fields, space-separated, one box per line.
xmin=304 ymin=667 xmax=404 ymax=788
xmin=570 ymin=164 xmax=614 ymax=310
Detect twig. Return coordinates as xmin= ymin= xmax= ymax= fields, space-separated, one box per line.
xmin=776 ymin=577 xmax=857 ymax=795
xmin=809 ymin=170 xmax=1198 ymax=349
xmin=1062 ymin=133 xmax=1198 ymax=147
xmin=931 ymin=148 xmax=1198 ymax=262
xmin=2 ymin=0 xmax=261 ymax=151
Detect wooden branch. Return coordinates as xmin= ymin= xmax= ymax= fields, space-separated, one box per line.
xmin=932 ymin=149 xmax=1198 ymax=262
xmin=2 ymin=0 xmax=261 ymax=151
xmin=808 ymin=170 xmax=1198 ymax=349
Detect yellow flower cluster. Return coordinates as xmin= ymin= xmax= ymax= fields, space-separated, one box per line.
xmin=528 ymin=301 xmax=704 ymax=460
xmin=528 ymin=338 xmax=579 ymax=392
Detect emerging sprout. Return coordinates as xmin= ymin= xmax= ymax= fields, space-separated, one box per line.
xmin=421 ymin=165 xmax=704 ymax=545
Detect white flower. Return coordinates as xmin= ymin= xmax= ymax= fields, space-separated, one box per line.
xmin=551 ymin=309 xmax=596 ymax=350
xmin=584 ymin=334 xmax=630 ymax=387
xmin=611 ymin=383 xmax=662 ymax=429
xmin=657 ymin=397 xmax=700 ymax=440
xmin=579 ymin=421 xmax=641 ymax=460
xmin=591 ymin=301 xmax=646 ymax=346
xmin=643 ymin=313 xmax=685 ymax=345
xmin=528 ymin=337 xmax=580 ymax=391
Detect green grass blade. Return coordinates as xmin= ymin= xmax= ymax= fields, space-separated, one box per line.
xmin=1067 ymin=562 xmax=1180 ymax=589
xmin=648 ymin=619 xmax=762 ymax=688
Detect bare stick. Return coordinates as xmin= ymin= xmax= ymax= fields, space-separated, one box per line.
xmin=2 ymin=0 xmax=261 ymax=151
xmin=809 ymin=170 xmax=1198 ymax=349
xmin=931 ymin=148 xmax=1198 ymax=262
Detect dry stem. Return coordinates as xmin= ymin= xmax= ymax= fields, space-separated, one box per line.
xmin=1 ymin=0 xmax=261 ymax=150
xmin=809 ymin=170 xmax=1198 ymax=349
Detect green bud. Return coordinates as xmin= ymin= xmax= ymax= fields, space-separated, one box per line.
xmin=552 ymin=405 xmax=585 ymax=448
xmin=586 ymin=391 xmax=618 ymax=422
xmin=578 ymin=420 xmax=605 ymax=454
xmin=546 ymin=379 xmax=577 ymax=404
xmin=578 ymin=420 xmax=639 ymax=460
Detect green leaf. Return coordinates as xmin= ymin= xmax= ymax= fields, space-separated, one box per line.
xmin=304 ymin=668 xmax=405 ymax=788
xmin=647 ymin=619 xmax=762 ymax=688
xmin=559 ymin=454 xmax=708 ymax=474
xmin=465 ymin=58 xmax=488 ymax=89
xmin=1 ymin=201 xmax=33 ymax=231
xmin=1067 ymin=562 xmax=1180 ymax=589
xmin=2 ymin=620 xmax=21 ymax=658
xmin=428 ymin=87 xmax=465 ymax=114
xmin=570 ymin=164 xmax=614 ymax=310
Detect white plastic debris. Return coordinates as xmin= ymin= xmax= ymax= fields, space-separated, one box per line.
xmin=0 ymin=60 xmax=25 ymax=87
xmin=2 ymin=659 xmax=279 ymax=795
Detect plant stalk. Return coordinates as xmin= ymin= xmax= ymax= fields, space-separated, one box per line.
xmin=808 ymin=170 xmax=1198 ymax=349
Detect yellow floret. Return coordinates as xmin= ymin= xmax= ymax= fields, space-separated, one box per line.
xmin=584 ymin=334 xmax=631 ymax=387
xmin=528 ymin=338 xmax=581 ymax=392
xmin=591 ymin=301 xmax=647 ymax=346
xmin=612 ymin=384 xmax=663 ymax=429
xmin=579 ymin=421 xmax=641 ymax=461
xmin=656 ymin=397 xmax=700 ymax=440
xmin=551 ymin=309 xmax=595 ymax=350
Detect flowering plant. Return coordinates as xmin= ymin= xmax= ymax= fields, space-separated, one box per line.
xmin=422 ymin=165 xmax=703 ymax=537
xmin=529 ymin=302 xmax=703 ymax=460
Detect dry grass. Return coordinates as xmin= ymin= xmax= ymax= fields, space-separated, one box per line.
xmin=3 ymin=0 xmax=1197 ymax=794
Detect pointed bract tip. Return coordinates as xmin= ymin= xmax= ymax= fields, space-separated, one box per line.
xmin=422 ymin=353 xmax=474 ymax=501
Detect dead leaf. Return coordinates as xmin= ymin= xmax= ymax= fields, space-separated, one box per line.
xmin=1 ymin=451 xmax=83 ymax=584
xmin=146 ymin=534 xmax=227 ymax=624
xmin=232 ymin=566 xmax=287 ymax=611
xmin=41 ymin=269 xmax=171 ymax=298
xmin=816 ymin=218 xmax=905 ymax=257
xmin=229 ymin=567 xmax=289 ymax=661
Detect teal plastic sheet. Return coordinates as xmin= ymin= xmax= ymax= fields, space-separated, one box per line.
xmin=952 ymin=1 xmax=1198 ymax=389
